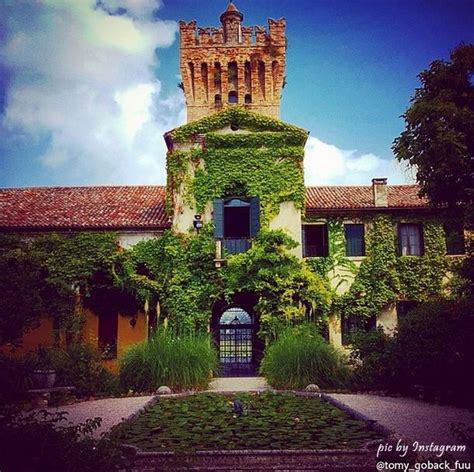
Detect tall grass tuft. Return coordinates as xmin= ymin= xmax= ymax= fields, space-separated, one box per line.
xmin=260 ymin=324 xmax=350 ymax=389
xmin=120 ymin=329 xmax=218 ymax=392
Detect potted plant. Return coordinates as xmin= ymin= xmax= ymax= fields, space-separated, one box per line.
xmin=30 ymin=347 xmax=56 ymax=389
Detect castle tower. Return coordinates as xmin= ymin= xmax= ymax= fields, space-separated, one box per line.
xmin=179 ymin=2 xmax=286 ymax=122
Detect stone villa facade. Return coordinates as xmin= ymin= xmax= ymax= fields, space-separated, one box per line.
xmin=0 ymin=3 xmax=464 ymax=372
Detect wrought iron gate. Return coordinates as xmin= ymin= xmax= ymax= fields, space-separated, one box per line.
xmin=218 ymin=307 xmax=255 ymax=376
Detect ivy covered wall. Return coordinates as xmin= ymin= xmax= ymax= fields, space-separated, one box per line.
xmin=165 ymin=107 xmax=308 ymax=228
xmin=304 ymin=214 xmax=449 ymax=324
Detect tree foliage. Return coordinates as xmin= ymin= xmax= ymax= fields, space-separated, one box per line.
xmin=393 ymin=43 xmax=474 ymax=219
xmin=0 ymin=233 xmax=119 ymax=345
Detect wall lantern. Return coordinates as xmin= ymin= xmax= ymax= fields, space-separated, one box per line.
xmin=193 ymin=214 xmax=203 ymax=233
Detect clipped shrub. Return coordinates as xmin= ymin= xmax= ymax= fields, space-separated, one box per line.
xmin=120 ymin=329 xmax=218 ymax=392
xmin=260 ymin=324 xmax=350 ymax=389
xmin=46 ymin=343 xmax=121 ymax=397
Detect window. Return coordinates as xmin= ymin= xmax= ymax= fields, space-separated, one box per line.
xmin=224 ymin=199 xmax=250 ymax=238
xmin=444 ymin=223 xmax=465 ymax=255
xmin=214 ymin=197 xmax=260 ymax=254
xmin=302 ymin=224 xmax=328 ymax=257
xmin=396 ymin=300 xmax=418 ymax=319
xmin=398 ymin=223 xmax=423 ymax=256
xmin=341 ymin=314 xmax=376 ymax=346
xmin=345 ymin=224 xmax=365 ymax=256
xmin=228 ymin=91 xmax=238 ymax=104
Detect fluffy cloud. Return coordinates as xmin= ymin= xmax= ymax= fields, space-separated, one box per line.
xmin=304 ymin=136 xmax=411 ymax=185
xmin=0 ymin=0 xmax=183 ymax=184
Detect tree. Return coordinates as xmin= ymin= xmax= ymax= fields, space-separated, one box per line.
xmin=393 ymin=43 xmax=474 ymax=221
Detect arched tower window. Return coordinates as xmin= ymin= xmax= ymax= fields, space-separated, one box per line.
xmin=214 ymin=62 xmax=222 ymax=94
xmin=228 ymin=61 xmax=238 ymax=92
xmin=188 ymin=62 xmax=195 ymax=101
xmin=228 ymin=91 xmax=238 ymax=104
xmin=258 ymin=60 xmax=265 ymax=100
xmin=201 ymin=63 xmax=208 ymax=102
xmin=272 ymin=60 xmax=279 ymax=99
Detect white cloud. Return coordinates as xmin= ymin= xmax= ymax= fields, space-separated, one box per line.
xmin=98 ymin=0 xmax=164 ymax=20
xmin=0 ymin=0 xmax=183 ymax=185
xmin=304 ymin=136 xmax=411 ymax=185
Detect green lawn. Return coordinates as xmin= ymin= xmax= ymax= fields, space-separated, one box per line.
xmin=111 ymin=392 xmax=382 ymax=451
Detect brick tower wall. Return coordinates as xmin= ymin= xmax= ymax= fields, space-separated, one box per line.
xmin=179 ymin=16 xmax=286 ymax=122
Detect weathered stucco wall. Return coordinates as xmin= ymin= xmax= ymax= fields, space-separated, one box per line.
xmin=269 ymin=201 xmax=302 ymax=257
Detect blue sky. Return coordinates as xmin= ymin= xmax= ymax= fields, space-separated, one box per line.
xmin=0 ymin=0 xmax=473 ymax=188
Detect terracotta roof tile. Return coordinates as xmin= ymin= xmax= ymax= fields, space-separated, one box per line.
xmin=0 ymin=184 xmax=430 ymax=230
xmin=0 ymin=186 xmax=169 ymax=230
xmin=305 ymin=185 xmax=429 ymax=210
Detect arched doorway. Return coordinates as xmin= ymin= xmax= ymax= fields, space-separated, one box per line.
xmin=217 ymin=306 xmax=255 ymax=376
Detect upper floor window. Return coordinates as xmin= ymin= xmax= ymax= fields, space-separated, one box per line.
xmin=302 ymin=224 xmax=328 ymax=257
xmin=398 ymin=223 xmax=424 ymax=256
xmin=344 ymin=223 xmax=365 ymax=256
xmin=213 ymin=197 xmax=260 ymax=254
xmin=444 ymin=223 xmax=465 ymax=255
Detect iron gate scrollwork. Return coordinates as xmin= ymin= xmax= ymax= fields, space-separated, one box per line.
xmin=218 ymin=307 xmax=255 ymax=376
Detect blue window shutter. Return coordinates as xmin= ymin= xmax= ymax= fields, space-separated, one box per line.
xmin=249 ymin=197 xmax=260 ymax=238
xmin=213 ymin=199 xmax=224 ymax=239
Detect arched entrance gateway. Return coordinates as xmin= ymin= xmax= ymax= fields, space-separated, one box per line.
xmin=212 ymin=296 xmax=263 ymax=376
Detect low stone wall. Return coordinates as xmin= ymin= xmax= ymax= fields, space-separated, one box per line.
xmin=130 ymin=448 xmax=376 ymax=471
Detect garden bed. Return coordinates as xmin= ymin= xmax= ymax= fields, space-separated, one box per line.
xmin=111 ymin=392 xmax=383 ymax=452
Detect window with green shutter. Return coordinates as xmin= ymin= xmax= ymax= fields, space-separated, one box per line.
xmin=213 ymin=196 xmax=260 ymax=254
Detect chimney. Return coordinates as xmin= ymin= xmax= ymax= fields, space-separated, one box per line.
xmin=372 ymin=178 xmax=388 ymax=207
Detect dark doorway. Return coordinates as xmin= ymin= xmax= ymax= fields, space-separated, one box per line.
xmin=218 ymin=307 xmax=254 ymax=376
xmin=212 ymin=293 xmax=263 ymax=377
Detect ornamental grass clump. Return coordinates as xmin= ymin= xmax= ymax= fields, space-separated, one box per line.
xmin=260 ymin=325 xmax=350 ymax=390
xmin=120 ymin=329 xmax=218 ymax=392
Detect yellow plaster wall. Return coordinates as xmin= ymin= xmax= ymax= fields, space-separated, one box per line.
xmin=117 ymin=311 xmax=148 ymax=360
xmin=0 ymin=317 xmax=55 ymax=356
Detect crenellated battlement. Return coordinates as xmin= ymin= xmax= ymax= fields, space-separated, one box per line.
xmin=179 ymin=18 xmax=286 ymax=48
xmin=179 ymin=3 xmax=287 ymax=122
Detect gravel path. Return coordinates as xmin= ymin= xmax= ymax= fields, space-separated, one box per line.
xmin=326 ymin=393 xmax=474 ymax=445
xmin=47 ymin=396 xmax=155 ymax=438
xmin=208 ymin=376 xmax=269 ymax=392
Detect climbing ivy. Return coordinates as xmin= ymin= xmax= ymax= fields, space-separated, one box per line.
xmin=222 ymin=230 xmax=332 ymax=341
xmin=0 ymin=232 xmax=119 ymax=344
xmin=331 ymin=215 xmax=448 ymax=321
xmin=305 ymin=218 xmax=358 ymax=289
xmin=168 ymin=107 xmax=308 ymax=143
xmin=166 ymin=107 xmax=307 ymax=225
xmin=396 ymin=221 xmax=447 ymax=301
xmin=118 ymin=226 xmax=221 ymax=335
xmin=336 ymin=215 xmax=400 ymax=321
xmin=119 ymin=228 xmax=331 ymax=340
